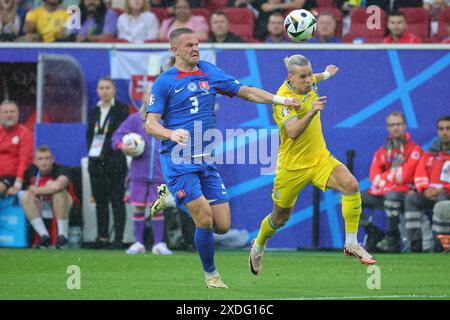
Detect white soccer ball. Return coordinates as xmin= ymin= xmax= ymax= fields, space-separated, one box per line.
xmin=284 ymin=9 xmax=317 ymax=42
xmin=122 ymin=132 xmax=146 ymax=157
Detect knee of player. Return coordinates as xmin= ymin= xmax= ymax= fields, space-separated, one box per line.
xmin=195 ymin=215 xmax=214 ymax=229
xmin=214 ymin=226 xmax=230 ymax=234
xmin=342 ymin=178 xmax=359 ymax=195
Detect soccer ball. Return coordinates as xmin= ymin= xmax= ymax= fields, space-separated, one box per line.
xmin=122 ymin=132 xmax=146 ymax=157
xmin=284 ymin=9 xmax=317 ymax=42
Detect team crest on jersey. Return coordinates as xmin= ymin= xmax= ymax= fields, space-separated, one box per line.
xmin=11 ymin=136 xmax=19 ymax=145
xmin=274 ymin=190 xmax=280 ymax=200
xmin=411 ymin=151 xmax=420 ymax=160
xmin=199 ymin=81 xmax=209 ymax=91
xmin=188 ymin=82 xmax=197 ymax=92
xmin=176 ymin=190 xmax=186 ymax=199
xmin=282 ymin=107 xmax=290 ymax=117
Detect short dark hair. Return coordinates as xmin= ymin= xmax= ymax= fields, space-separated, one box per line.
xmin=437 ymin=116 xmax=450 ymax=127
xmin=388 ymin=11 xmax=406 ymax=19
xmin=98 ymin=76 xmax=116 ymax=87
xmin=269 ymin=11 xmax=284 ymax=19
xmin=169 ymin=27 xmax=194 ymax=43
xmin=35 ymin=145 xmax=53 ymax=155
xmin=212 ymin=10 xmax=229 ymax=21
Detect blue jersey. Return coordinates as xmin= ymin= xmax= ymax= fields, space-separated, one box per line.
xmin=146 ymin=60 xmax=242 ymax=156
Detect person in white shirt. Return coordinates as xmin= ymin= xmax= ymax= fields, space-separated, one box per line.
xmin=117 ymin=0 xmax=159 ymax=43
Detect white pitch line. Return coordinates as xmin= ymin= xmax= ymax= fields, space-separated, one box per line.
xmin=287 ymin=294 xmax=449 ymax=300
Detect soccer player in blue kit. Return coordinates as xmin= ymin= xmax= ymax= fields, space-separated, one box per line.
xmin=145 ymin=28 xmax=299 ymax=288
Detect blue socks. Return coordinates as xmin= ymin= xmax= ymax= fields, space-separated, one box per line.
xmin=195 ymin=227 xmax=216 ymax=273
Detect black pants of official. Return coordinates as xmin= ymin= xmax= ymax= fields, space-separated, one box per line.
xmin=90 ymin=172 xmax=126 ymax=242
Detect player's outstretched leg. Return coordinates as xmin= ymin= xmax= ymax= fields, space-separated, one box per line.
xmin=327 ymin=166 xmax=376 ymax=265
xmin=148 ymin=184 xmax=176 ymax=217
xmin=249 ymin=206 xmax=292 ymax=275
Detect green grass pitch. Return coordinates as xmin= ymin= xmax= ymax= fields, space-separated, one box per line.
xmin=1 ymin=248 xmax=449 ymax=300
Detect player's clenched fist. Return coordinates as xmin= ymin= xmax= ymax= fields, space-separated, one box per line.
xmin=311 ymin=96 xmax=327 ymax=114
xmin=285 ymin=96 xmax=300 ymax=107
xmin=170 ymin=129 xmax=189 ymax=145
xmin=325 ymin=65 xmax=339 ymax=76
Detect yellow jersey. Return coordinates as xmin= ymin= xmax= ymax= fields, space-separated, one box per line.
xmin=26 ymin=7 xmax=69 ymax=43
xmin=273 ymin=76 xmax=329 ymax=171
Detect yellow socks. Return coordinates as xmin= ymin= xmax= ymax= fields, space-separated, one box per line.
xmin=342 ymin=192 xmax=362 ymax=233
xmin=255 ymin=214 xmax=279 ymax=249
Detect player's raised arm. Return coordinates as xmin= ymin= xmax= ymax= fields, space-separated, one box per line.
xmin=145 ymin=113 xmax=189 ymax=146
xmin=314 ymin=65 xmax=339 ymax=82
xmin=284 ymin=96 xmax=327 ymax=140
xmin=236 ymin=85 xmax=300 ymax=107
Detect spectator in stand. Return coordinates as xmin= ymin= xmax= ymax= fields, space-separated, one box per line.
xmin=209 ymin=10 xmax=243 ymax=43
xmin=383 ymin=11 xmax=422 ymax=44
xmin=432 ymin=200 xmax=450 ymax=252
xmin=0 ymin=0 xmax=23 ymax=41
xmin=406 ymin=116 xmax=450 ymax=252
xmin=23 ymin=0 xmax=69 ymax=42
xmin=117 ymin=0 xmax=160 ymax=43
xmin=0 ymin=99 xmax=34 ymax=199
xmin=150 ymin=0 xmax=201 ymax=15
xmin=76 ymin=0 xmax=117 ymax=42
xmin=87 ymin=76 xmax=129 ymax=249
xmin=265 ymin=12 xmax=289 ymax=43
xmin=393 ymin=0 xmax=423 ymax=10
xmin=20 ymin=145 xmax=79 ymax=249
xmin=159 ymin=0 xmax=208 ymax=41
xmin=253 ymin=0 xmax=317 ymax=40
xmin=307 ymin=13 xmax=342 ymax=43
xmin=361 ymin=112 xmax=422 ymax=253
xmin=442 ymin=22 xmax=450 ymax=43
xmin=424 ymin=0 xmax=448 ymax=35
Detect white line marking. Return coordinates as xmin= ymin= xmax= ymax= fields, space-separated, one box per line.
xmin=287 ymin=294 xmax=449 ymax=300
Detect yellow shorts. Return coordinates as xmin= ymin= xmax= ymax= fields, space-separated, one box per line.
xmin=272 ymin=154 xmax=344 ymax=208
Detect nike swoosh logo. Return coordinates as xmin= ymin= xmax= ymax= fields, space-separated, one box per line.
xmin=175 ymin=87 xmax=184 ymax=93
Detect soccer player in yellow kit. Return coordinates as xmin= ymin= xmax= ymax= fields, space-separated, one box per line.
xmin=248 ymin=55 xmax=376 ymax=275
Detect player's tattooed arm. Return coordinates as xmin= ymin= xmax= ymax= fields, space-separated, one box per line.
xmin=145 ymin=113 xmax=189 ymax=145
xmin=315 ymin=65 xmax=339 ymax=82
xmin=284 ymin=96 xmax=327 ymax=140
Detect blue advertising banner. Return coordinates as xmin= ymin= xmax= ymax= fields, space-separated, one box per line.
xmin=1 ymin=45 xmax=448 ymax=248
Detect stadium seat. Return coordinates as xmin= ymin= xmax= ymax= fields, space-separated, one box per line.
xmin=191 ymin=8 xmax=212 ymax=23
xmin=316 ymin=0 xmax=337 ymax=7
xmin=150 ymin=7 xmax=170 ymax=24
xmin=343 ymin=8 xmax=387 ymax=43
xmin=107 ymin=38 xmax=130 ymax=43
xmin=432 ymin=7 xmax=450 ymax=42
xmin=316 ymin=7 xmax=343 ymax=38
xmin=399 ymin=7 xmax=430 ymax=41
xmin=222 ymin=8 xmax=255 ymax=40
xmin=208 ymin=0 xmax=229 ymax=13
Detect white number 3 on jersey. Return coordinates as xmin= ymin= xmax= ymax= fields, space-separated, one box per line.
xmin=190 ymin=97 xmax=199 ymax=114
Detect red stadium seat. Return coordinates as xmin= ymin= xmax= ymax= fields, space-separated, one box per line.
xmin=150 ymin=7 xmax=170 ymax=24
xmin=104 ymin=38 xmax=130 ymax=43
xmin=208 ymin=0 xmax=229 ymax=13
xmin=399 ymin=7 xmax=430 ymax=41
xmin=222 ymin=8 xmax=255 ymax=39
xmin=432 ymin=7 xmax=450 ymax=42
xmin=316 ymin=0 xmax=336 ymax=7
xmin=191 ymin=8 xmax=212 ymax=23
xmin=316 ymin=7 xmax=343 ymax=37
xmin=343 ymin=8 xmax=387 ymax=43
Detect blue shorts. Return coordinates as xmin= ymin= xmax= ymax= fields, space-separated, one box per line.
xmin=160 ymin=153 xmax=229 ymax=207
